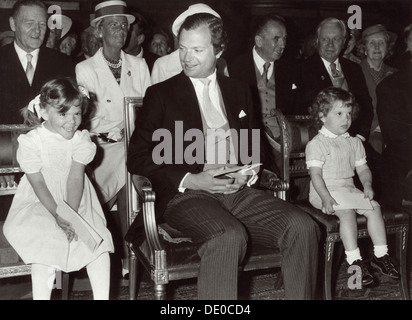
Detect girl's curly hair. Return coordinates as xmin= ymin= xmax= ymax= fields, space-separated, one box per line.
xmin=308 ymin=87 xmax=359 ymax=129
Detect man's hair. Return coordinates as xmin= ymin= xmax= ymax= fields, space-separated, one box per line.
xmin=11 ymin=0 xmax=47 ymax=20
xmin=253 ymin=14 xmax=286 ymax=37
xmin=315 ymin=17 xmax=347 ymax=41
xmin=309 ymin=87 xmax=359 ymax=129
xmin=178 ymin=13 xmax=228 ymax=55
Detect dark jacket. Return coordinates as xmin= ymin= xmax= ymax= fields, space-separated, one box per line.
xmin=0 ymin=43 xmax=75 ymax=124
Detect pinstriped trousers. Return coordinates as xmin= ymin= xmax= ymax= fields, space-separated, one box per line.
xmin=164 ymin=187 xmax=320 ymax=300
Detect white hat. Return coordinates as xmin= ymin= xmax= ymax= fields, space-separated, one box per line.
xmin=48 ymin=14 xmax=72 ymax=38
xmin=171 ymin=3 xmax=221 ymax=37
xmin=90 ymin=0 xmax=135 ymax=28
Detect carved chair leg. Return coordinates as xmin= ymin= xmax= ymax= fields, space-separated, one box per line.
xmin=396 ymin=226 xmax=409 ymax=300
xmin=154 ymin=283 xmax=166 ymax=300
xmin=129 ymin=250 xmax=138 ymax=300
xmin=324 ymin=236 xmax=336 ymax=300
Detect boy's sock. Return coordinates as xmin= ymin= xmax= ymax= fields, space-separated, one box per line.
xmin=345 ymin=247 xmax=362 ymax=265
xmin=374 ymin=244 xmax=388 ymax=258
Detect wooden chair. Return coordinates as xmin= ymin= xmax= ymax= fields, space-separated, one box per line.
xmin=0 ymin=124 xmax=69 ymax=299
xmin=123 ymin=97 xmax=289 ymax=300
xmin=277 ymin=115 xmax=410 ymax=300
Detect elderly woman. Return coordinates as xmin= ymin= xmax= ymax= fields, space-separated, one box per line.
xmin=76 ymin=0 xmax=151 ymax=278
xmin=358 ymin=24 xmax=398 ymax=154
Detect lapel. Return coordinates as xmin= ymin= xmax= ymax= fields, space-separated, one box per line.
xmin=314 ymin=54 xmax=333 ymax=86
xmin=216 ymin=73 xmax=241 ymax=132
xmin=172 ymin=72 xmax=242 ymax=133
xmin=94 ymin=48 xmax=126 ymax=99
xmin=7 ymin=44 xmax=31 ymax=87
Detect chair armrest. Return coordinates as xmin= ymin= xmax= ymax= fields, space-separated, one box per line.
xmin=131 ymin=174 xmax=163 ymax=251
xmin=259 ymin=169 xmax=289 ymax=192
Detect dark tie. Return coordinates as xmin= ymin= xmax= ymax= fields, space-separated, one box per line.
xmin=26 ymin=53 xmax=34 ymax=86
xmin=262 ymin=62 xmax=271 ymax=86
xmin=200 ymin=79 xmax=225 ymax=128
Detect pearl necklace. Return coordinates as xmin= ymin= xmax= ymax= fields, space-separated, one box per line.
xmin=101 ymin=49 xmax=122 ymax=69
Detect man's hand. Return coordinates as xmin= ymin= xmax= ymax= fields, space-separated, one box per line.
xmin=183 ymin=168 xmax=248 ymax=194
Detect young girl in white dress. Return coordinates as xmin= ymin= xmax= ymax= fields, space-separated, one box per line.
xmin=306 ymin=87 xmax=399 ymax=287
xmin=3 ymin=78 xmax=114 ymax=300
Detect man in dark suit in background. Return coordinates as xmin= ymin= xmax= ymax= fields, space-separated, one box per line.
xmin=124 ymin=11 xmax=159 ymax=73
xmin=295 ymin=17 xmax=373 ymax=141
xmin=126 ymin=11 xmax=319 ymax=300
xmin=377 ymin=58 xmax=412 ymax=209
xmin=0 ymin=0 xmax=75 ymax=125
xmin=229 ymin=14 xmax=298 ymax=174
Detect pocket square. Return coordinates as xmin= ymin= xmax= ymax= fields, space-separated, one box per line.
xmin=292 ymin=83 xmax=297 ymax=89
xmin=239 ymin=110 xmax=247 ymax=118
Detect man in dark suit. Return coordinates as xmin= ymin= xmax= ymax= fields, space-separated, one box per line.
xmin=376 ymin=60 xmax=412 ymax=209
xmin=0 ymin=0 xmax=75 ymax=125
xmin=126 ymin=11 xmax=319 ymax=300
xmin=295 ymin=17 xmax=373 ymax=141
xmin=124 ymin=11 xmax=159 ymax=73
xmin=228 ymin=14 xmax=298 ymax=174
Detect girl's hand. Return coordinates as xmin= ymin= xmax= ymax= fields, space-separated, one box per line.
xmin=321 ymin=196 xmax=338 ymax=215
xmin=363 ymin=185 xmax=374 ymax=200
xmin=56 ymin=215 xmax=78 ymax=242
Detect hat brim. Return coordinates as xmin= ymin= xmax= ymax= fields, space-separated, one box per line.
xmin=90 ymin=14 xmax=135 ymax=28
xmin=172 ymin=6 xmax=221 ymax=37
xmin=362 ymin=29 xmax=398 ymax=45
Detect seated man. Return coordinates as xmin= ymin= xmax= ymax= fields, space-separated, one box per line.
xmin=126 ymin=11 xmax=320 ymax=300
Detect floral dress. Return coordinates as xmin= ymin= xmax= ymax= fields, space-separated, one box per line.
xmin=4 ymin=125 xmax=114 ymax=272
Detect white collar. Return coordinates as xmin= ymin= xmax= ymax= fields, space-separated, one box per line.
xmin=14 ymin=41 xmax=39 ymax=68
xmin=319 ymin=126 xmax=350 ymax=138
xmin=253 ymin=46 xmax=272 ymax=72
xmin=189 ymin=70 xmax=217 ymax=87
xmin=320 ymin=56 xmax=340 ymax=73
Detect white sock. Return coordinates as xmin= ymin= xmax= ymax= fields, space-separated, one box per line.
xmin=345 ymin=247 xmax=362 ymax=265
xmin=374 ymin=245 xmax=388 ymax=258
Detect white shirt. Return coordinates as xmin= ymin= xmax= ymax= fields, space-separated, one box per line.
xmin=253 ymin=46 xmax=273 ymax=80
xmin=14 ymin=41 xmax=39 ymax=71
xmin=188 ymin=70 xmax=227 ymax=127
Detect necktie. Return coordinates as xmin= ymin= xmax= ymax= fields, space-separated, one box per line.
xmin=26 ymin=53 xmax=34 ymax=85
xmin=262 ymin=62 xmax=271 ymax=86
xmin=330 ymin=62 xmax=340 ymax=78
xmin=200 ymin=79 xmax=226 ymax=128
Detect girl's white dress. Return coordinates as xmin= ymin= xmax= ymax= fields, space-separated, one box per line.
xmin=306 ymin=126 xmax=379 ymax=213
xmin=3 ymin=125 xmax=114 ymax=272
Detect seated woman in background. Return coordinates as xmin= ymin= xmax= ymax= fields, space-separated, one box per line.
xmin=76 ymin=0 xmax=151 ymax=278
xmin=357 ymin=24 xmax=398 ymax=155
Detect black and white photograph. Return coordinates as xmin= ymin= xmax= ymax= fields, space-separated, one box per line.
xmin=0 ymin=0 xmax=411 ymax=309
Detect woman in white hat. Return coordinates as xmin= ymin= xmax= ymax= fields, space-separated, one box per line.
xmin=357 ymin=24 xmax=398 ymax=155
xmin=76 ymin=0 xmax=151 ymax=278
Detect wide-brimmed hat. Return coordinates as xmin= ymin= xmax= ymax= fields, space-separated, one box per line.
xmin=171 ymin=3 xmax=221 ymax=37
xmin=48 ymin=14 xmax=72 ymax=38
xmin=361 ymin=24 xmax=397 ymax=45
xmin=90 ymin=0 xmax=135 ymax=28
